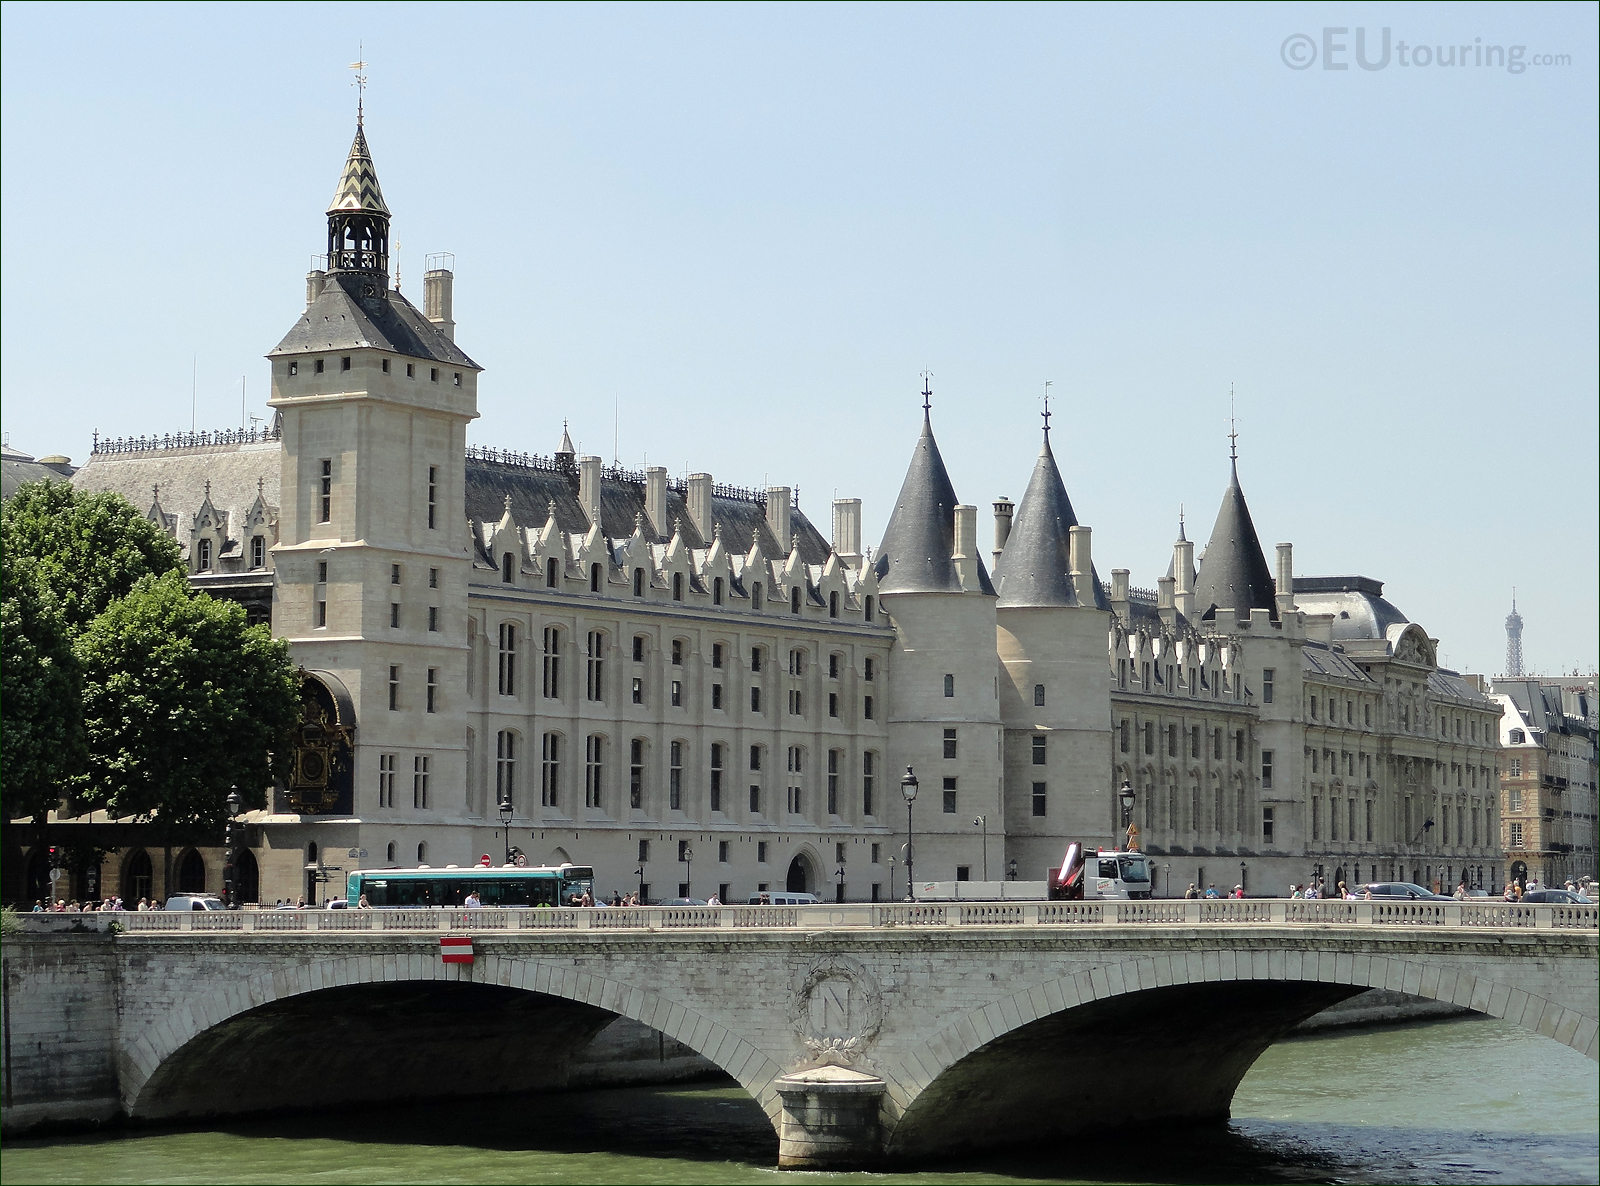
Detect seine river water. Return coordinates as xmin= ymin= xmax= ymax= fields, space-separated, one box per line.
xmin=4 ymin=1016 xmax=1595 ymax=1185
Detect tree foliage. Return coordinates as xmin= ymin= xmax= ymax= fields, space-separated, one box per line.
xmin=1 ymin=548 xmax=86 ymax=825
xmin=74 ymin=571 xmax=300 ymax=834
xmin=1 ymin=480 xmax=182 ymax=632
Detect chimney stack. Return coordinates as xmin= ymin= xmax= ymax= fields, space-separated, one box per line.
xmin=579 ymin=456 xmax=603 ymax=531
xmin=1275 ymin=542 xmax=1296 ymax=619
xmin=645 ymin=467 xmax=668 ymax=537
xmin=953 ymin=505 xmax=979 ymax=591
xmin=1174 ymin=537 xmax=1196 ymax=622
xmin=687 ymin=473 xmax=714 ymax=542
xmin=765 ymin=486 xmax=791 ymax=550
xmin=1158 ymin=576 xmax=1177 ymax=629
xmin=832 ymin=498 xmax=862 ymax=566
xmin=423 ymin=256 xmax=456 ymax=341
xmin=1069 ymin=526 xmax=1094 ymax=606
xmin=1110 ymin=567 xmax=1130 ymax=621
xmin=306 ymin=269 xmax=326 ymax=310
xmin=992 ymin=497 xmax=1014 ymax=570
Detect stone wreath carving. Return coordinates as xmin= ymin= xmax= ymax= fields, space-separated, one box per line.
xmin=791 ymin=955 xmax=884 ymax=1067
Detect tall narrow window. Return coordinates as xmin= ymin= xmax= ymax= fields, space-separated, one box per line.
xmin=669 ymin=741 xmax=684 ymax=810
xmin=1262 ymin=668 xmax=1275 ymax=704
xmin=710 ymin=743 xmax=725 ymax=813
xmin=630 ymin=739 xmax=645 ymax=809
xmin=427 ymin=465 xmax=438 ymax=529
xmin=197 ymin=538 xmax=212 ymax=571
xmin=827 ymin=749 xmax=841 ymax=816
xmin=378 ymin=753 xmax=396 ymax=808
xmin=633 ymin=568 xmax=644 ymax=597
xmin=541 ymin=733 xmax=561 ymax=807
xmin=319 ymin=459 xmax=332 ymax=522
xmin=542 ymin=626 xmax=562 ymax=698
xmin=1261 ymin=750 xmax=1274 ymax=789
xmin=387 ymin=665 xmax=400 ymax=710
xmin=1032 ymin=782 xmax=1047 ymax=817
xmin=412 ymin=755 xmax=430 ymax=809
xmin=547 ymin=557 xmax=559 ymax=588
xmin=585 ymin=735 xmax=604 ymax=809
xmin=586 ymin=630 xmax=605 ymax=701
xmin=862 ymin=751 xmax=875 ymax=816
xmin=250 ymin=536 xmax=265 ymax=569
xmin=425 ymin=669 xmax=439 ymax=713
xmin=590 ymin=562 xmax=602 ymax=593
xmin=1032 ymin=736 xmax=1047 ymax=765
xmin=496 ymin=731 xmax=516 ymax=809
xmin=1034 ymin=683 xmax=1045 ymax=707
xmin=502 ymin=552 xmax=515 ymax=583
xmin=1262 ymin=806 xmax=1275 ymax=844
xmin=498 ymin=623 xmax=518 ymax=696
xmin=943 ymin=728 xmax=957 ymax=759
xmin=943 ymin=673 xmax=955 ymax=697
xmin=672 ymin=572 xmax=683 ymax=601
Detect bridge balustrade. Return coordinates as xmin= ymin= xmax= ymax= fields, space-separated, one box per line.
xmin=46 ymin=900 xmax=1600 ymax=935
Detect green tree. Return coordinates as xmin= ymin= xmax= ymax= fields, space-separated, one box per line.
xmin=73 ymin=571 xmax=300 ymax=833
xmin=1 ymin=481 xmax=182 ymax=632
xmin=1 ymin=549 xmax=87 ymax=825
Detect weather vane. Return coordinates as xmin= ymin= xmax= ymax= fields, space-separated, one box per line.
xmin=1042 ymin=380 xmax=1053 ymax=436
xmin=349 ymin=47 xmax=367 ymax=125
xmin=920 ymin=370 xmax=933 ymax=413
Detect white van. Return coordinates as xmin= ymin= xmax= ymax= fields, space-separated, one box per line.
xmin=164 ymin=894 xmax=226 ymax=911
xmin=746 ymin=892 xmax=822 ymax=905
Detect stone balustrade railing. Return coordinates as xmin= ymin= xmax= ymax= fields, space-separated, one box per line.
xmin=18 ymin=898 xmax=1597 ymax=935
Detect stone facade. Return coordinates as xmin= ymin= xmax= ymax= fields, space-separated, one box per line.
xmin=1492 ymin=676 xmax=1600 ymax=889
xmin=7 ymin=114 xmax=1506 ymax=907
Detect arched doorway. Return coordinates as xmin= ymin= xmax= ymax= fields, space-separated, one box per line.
xmin=122 ymin=850 xmax=154 ymax=905
xmin=235 ymin=849 xmax=260 ymax=906
xmin=786 ymin=853 xmax=815 ymax=895
xmin=25 ymin=847 xmax=52 ymax=906
xmin=175 ymin=849 xmax=206 ymax=892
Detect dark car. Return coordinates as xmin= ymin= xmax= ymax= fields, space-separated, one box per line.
xmin=1358 ymin=882 xmax=1454 ymax=901
xmin=1519 ymin=888 xmax=1589 ymax=904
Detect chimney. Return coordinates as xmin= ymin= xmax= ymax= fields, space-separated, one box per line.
xmin=1158 ymin=576 xmax=1177 ymax=630
xmin=992 ymin=497 xmax=1014 ymax=570
xmin=1069 ymin=526 xmax=1095 ymax=606
xmin=305 ymin=269 xmax=326 ymax=310
xmin=1110 ymin=567 xmax=1130 ymax=621
xmin=765 ymin=486 xmax=790 ymax=550
xmin=423 ymin=257 xmax=456 ymax=342
xmin=645 ymin=467 xmax=668 ymax=537
xmin=579 ymin=456 xmax=603 ymax=531
xmin=1275 ymin=542 xmax=1296 ymax=619
xmin=1174 ymin=537 xmax=1196 ymax=622
xmin=687 ymin=473 xmax=714 ymax=542
xmin=953 ymin=505 xmax=979 ymax=591
xmin=832 ymin=498 xmax=862 ymax=565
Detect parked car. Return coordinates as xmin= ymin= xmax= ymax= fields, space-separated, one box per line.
xmin=659 ymin=898 xmax=708 ymax=906
xmin=1357 ymin=882 xmax=1453 ymax=901
xmin=1519 ymin=888 xmax=1589 ymax=904
xmin=164 ymin=894 xmax=226 ymax=911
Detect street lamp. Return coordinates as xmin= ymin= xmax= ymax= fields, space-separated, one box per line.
xmin=682 ymin=845 xmax=694 ymax=899
xmin=1007 ymin=858 xmax=1018 ymax=881
xmin=1239 ymin=861 xmax=1247 ymax=897
xmin=223 ymin=786 xmax=242 ymax=910
xmin=836 ymin=863 xmax=847 ymax=904
xmin=634 ymin=865 xmax=646 ymax=904
xmin=1117 ymin=780 xmax=1137 ymax=849
xmin=498 ymin=796 xmax=513 ymax=865
xmin=887 ymin=855 xmax=897 ymax=901
xmin=973 ymin=815 xmax=988 ymax=882
xmin=901 ymin=767 xmax=920 ymax=901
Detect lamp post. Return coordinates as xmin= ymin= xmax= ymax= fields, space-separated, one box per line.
xmin=1007 ymin=858 xmax=1018 ymax=881
xmin=1118 ymin=780 xmax=1136 ymax=848
xmin=223 ymin=786 xmax=241 ymax=909
xmin=498 ymin=796 xmax=513 ymax=865
xmin=836 ymin=863 xmax=847 ymax=904
xmin=682 ymin=845 xmax=693 ymax=900
xmin=1163 ymin=862 xmax=1171 ymax=899
xmin=1239 ymin=861 xmax=1247 ymax=897
xmin=973 ymin=815 xmax=988 ymax=882
xmin=901 ymin=767 xmax=919 ymax=901
xmin=635 ymin=866 xmax=645 ymax=904
xmin=887 ymin=855 xmax=896 ymax=901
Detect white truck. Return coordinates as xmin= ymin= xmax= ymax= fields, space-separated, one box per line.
xmin=912 ymin=842 xmax=1155 ymax=902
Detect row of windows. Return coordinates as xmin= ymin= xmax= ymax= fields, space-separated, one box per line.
xmin=376 ymin=753 xmax=432 ymax=809
xmin=288 ymin=355 xmax=460 ymax=386
xmin=1119 ymin=719 xmax=1245 ymax=762
xmin=384 ymin=665 xmax=442 ymax=713
xmin=1303 ymin=688 xmax=1376 ymax=728
xmin=1118 ymin=658 xmax=1237 ymax=699
xmin=489 ymin=731 xmax=884 ymax=819
xmin=312 ymin=460 xmax=440 ymax=530
xmin=193 ymin=535 xmax=270 ymax=572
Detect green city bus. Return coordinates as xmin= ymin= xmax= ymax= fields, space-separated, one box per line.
xmin=346 ymin=863 xmax=596 ymax=908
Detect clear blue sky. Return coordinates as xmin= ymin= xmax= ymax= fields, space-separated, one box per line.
xmin=3 ymin=2 xmax=1595 ymax=678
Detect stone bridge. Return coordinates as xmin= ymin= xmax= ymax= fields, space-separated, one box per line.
xmin=4 ymin=899 xmax=1596 ymax=1167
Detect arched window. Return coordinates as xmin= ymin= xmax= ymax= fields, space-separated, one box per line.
xmin=497 ymin=622 xmax=518 ymax=696
xmin=546 ymin=557 xmax=559 ymax=588
xmin=672 ymin=572 xmax=684 ymax=601
xmin=585 ymin=735 xmax=605 ymax=809
xmin=386 ymin=842 xmax=397 ymax=863
xmin=542 ymin=626 xmax=562 ymax=698
xmin=197 ymin=538 xmax=212 ymax=571
xmin=176 ymin=849 xmax=206 ymax=893
xmin=496 ymin=730 xmax=517 ymax=808
xmin=121 ymin=849 xmax=153 ymax=903
xmin=502 ymin=552 xmax=515 ymax=583
xmin=250 ymin=536 xmax=266 ymax=569
xmin=416 ymin=842 xmax=428 ymax=865
xmin=590 ymin=562 xmax=602 ymax=593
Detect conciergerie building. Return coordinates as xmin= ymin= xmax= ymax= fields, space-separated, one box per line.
xmin=32 ymin=113 xmax=1503 ymax=907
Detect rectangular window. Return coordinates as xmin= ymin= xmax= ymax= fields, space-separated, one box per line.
xmin=942 ymin=777 xmax=957 ymax=814
xmin=1119 ymin=720 xmax=1130 ymax=754
xmin=428 ymin=606 xmax=439 ymax=632
xmin=496 ymin=730 xmax=516 ymax=809
xmin=1166 ymin=724 xmax=1177 ymax=757
xmin=631 ymin=676 xmax=643 ymax=705
xmin=427 ymin=465 xmax=438 ymax=530
xmin=425 ymin=668 xmax=439 ymax=713
xmin=1366 ymin=800 xmax=1374 ymax=842
xmin=638 ymin=839 xmax=650 ymax=862
xmin=789 ymin=649 xmax=805 ymax=676
xmin=671 ymin=680 xmax=683 ymax=707
xmin=1234 ymin=730 xmax=1245 ymax=763
xmin=340 ymin=355 xmax=351 ymax=371
xmin=943 ymin=673 xmax=955 ymax=697
xmin=712 ymin=643 xmax=724 ymax=669
xmin=586 ymin=630 xmax=605 ymax=702
xmin=412 ymin=755 xmax=430 ymax=809
xmin=757 ymin=841 xmax=768 ymax=863
xmin=827 ymin=750 xmax=840 ymax=816
xmin=1143 ymin=721 xmax=1153 ymax=755
xmin=378 ymin=753 xmax=396 ymax=808
xmin=315 ymin=358 xmax=325 ymax=374
xmin=542 ymin=627 xmax=561 ymax=698
xmin=390 ymin=602 xmax=400 ymax=628
xmin=1261 ymin=750 xmax=1274 ymax=790
xmin=250 ymin=536 xmax=266 ymax=568
xmin=669 ymin=741 xmax=684 ymax=810
xmin=1262 ymin=668 xmax=1274 ymax=703
xmin=632 ymin=635 xmax=646 ymax=662
xmin=1032 ymin=736 xmax=1046 ymax=766
xmin=1262 ymin=806 xmax=1275 ymax=844
xmin=1032 ymin=781 xmax=1047 ymax=817
xmin=318 ymin=459 xmax=332 ymax=522
xmin=750 ymin=686 xmax=762 ymax=713
xmin=1510 ymin=821 xmax=1523 ymax=848
xmin=630 ymin=739 xmax=645 ymax=809
xmin=718 ymin=840 xmax=730 ymax=863
xmin=387 ymin=665 xmax=400 ymax=710
xmin=1509 ymin=757 xmax=1521 ymax=777
xmin=864 ymin=657 xmax=874 ymax=681
xmin=862 ymin=752 xmax=875 ymax=816
xmin=585 ymin=735 xmax=604 ymax=809
xmin=709 ymin=743 xmax=725 ymax=812
xmin=1189 ymin=725 xmax=1200 ymax=759
xmin=1212 ymin=729 xmax=1222 ymax=760
xmin=498 ymin=623 xmax=518 ymax=696
xmin=788 ymin=688 xmax=803 ymax=715
xmin=863 ymin=695 xmax=873 ymax=720
xmin=943 ymin=728 xmax=957 ymax=759
xmin=751 ymin=647 xmax=763 ymax=672
xmin=750 ymin=784 xmax=762 ymax=814
xmin=712 ymin=683 xmax=724 ymax=710
xmin=828 ymin=653 xmax=839 ymax=679
xmin=541 ymin=733 xmax=561 ymax=807
xmin=828 ymin=691 xmax=838 ymax=718
xmin=1034 ymin=683 xmax=1045 ymax=707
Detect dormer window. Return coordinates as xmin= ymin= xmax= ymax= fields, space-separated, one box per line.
xmin=197 ymin=538 xmax=212 ymax=571
xmin=250 ymin=536 xmax=266 ymax=569
xmin=288 ymin=361 xmax=298 ymax=376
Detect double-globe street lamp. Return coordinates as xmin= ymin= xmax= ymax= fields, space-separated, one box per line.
xmin=499 ymin=796 xmax=513 ymax=865
xmin=223 ymin=786 xmax=242 ymax=910
xmin=901 ymin=767 xmax=919 ymax=902
xmin=1117 ymin=780 xmax=1136 ymax=849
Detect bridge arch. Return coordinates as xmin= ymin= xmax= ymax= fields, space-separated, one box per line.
xmin=119 ymin=950 xmax=787 ymax=1129
xmin=881 ymin=940 xmax=1596 ymax=1155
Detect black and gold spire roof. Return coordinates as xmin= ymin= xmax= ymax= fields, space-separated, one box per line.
xmin=327 ymin=125 xmax=390 ymax=218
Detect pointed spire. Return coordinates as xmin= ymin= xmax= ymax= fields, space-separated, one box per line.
xmin=327 ymin=125 xmax=391 ymax=218
xmin=873 ymin=388 xmax=994 ymax=595
xmin=993 ymin=421 xmax=1106 ymax=609
xmin=558 ymin=420 xmax=576 ymax=456
xmin=1191 ymin=436 xmax=1275 ymax=622
xmin=1177 ymin=504 xmax=1186 ymax=542
xmin=325 ymin=90 xmax=390 ymax=279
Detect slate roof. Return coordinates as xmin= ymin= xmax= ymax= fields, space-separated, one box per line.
xmin=872 ymin=411 xmax=994 ymax=595
xmin=327 ymin=125 xmax=390 ymax=216
xmin=71 ymin=440 xmax=281 ymax=550
xmin=464 ymin=455 xmax=831 ymax=563
xmin=269 ymin=273 xmax=479 ymax=369
xmin=1 ymin=444 xmax=76 ymax=499
xmin=1192 ymin=461 xmax=1275 ymax=620
xmin=993 ymin=433 xmax=1107 ymax=609
xmin=1301 ymin=640 xmax=1372 ymax=683
xmin=1429 ymin=668 xmax=1493 ymax=705
xmin=1292 ymin=578 xmax=1410 ymax=643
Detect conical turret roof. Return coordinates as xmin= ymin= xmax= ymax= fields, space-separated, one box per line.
xmin=327 ymin=125 xmax=390 ymax=217
xmin=994 ymin=433 xmax=1107 ymax=609
xmin=1192 ymin=460 xmax=1275 ymax=621
xmin=872 ymin=410 xmax=993 ymax=595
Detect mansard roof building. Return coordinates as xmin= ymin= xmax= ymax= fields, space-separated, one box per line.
xmin=8 ymin=114 xmax=1505 ymax=906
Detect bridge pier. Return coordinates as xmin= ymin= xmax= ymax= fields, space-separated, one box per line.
xmin=774 ymin=1066 xmax=886 ymax=1169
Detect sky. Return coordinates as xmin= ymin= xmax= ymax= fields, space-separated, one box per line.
xmin=2 ymin=2 xmax=1595 ymax=679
